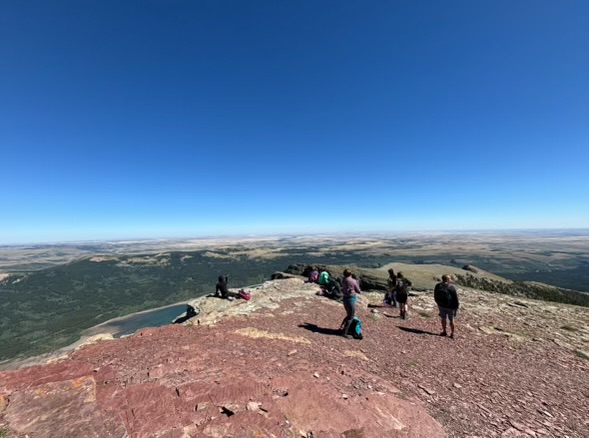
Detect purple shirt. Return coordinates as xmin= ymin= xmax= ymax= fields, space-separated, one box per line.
xmin=342 ymin=277 xmax=361 ymax=297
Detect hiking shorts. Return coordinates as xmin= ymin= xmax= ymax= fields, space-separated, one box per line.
xmin=438 ymin=306 xmax=457 ymax=321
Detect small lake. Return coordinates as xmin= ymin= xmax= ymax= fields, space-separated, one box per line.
xmin=83 ymin=303 xmax=188 ymax=338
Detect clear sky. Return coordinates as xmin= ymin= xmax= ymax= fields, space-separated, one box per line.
xmin=1 ymin=1 xmax=588 ymax=244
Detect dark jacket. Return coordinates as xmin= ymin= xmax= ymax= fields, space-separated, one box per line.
xmin=215 ymin=279 xmax=229 ymax=298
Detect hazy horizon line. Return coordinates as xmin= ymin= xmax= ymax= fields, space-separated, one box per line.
xmin=2 ymin=227 xmax=588 ymax=247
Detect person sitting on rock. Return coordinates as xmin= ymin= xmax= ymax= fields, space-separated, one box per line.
xmin=306 ymin=267 xmax=319 ymax=283
xmin=215 ymin=275 xmax=234 ymax=301
xmin=319 ymin=278 xmax=342 ymax=300
xmin=340 ymin=269 xmax=362 ymax=338
xmin=395 ymin=272 xmax=412 ymax=319
xmin=318 ymin=270 xmax=330 ymax=286
xmin=434 ymin=274 xmax=459 ymax=338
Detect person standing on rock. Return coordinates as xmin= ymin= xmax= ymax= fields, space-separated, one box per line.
xmin=434 ymin=274 xmax=459 ymax=338
xmin=386 ymin=268 xmax=398 ymax=307
xmin=215 ymin=275 xmax=234 ymax=301
xmin=395 ymin=272 xmax=412 ymax=319
xmin=340 ymin=269 xmax=362 ymax=338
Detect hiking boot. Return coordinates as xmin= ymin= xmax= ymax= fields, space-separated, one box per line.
xmin=440 ymin=331 xmax=447 ymax=337
xmin=343 ymin=334 xmax=353 ymax=339
xmin=449 ymin=333 xmax=455 ymax=339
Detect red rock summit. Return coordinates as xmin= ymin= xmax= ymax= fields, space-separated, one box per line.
xmin=1 ymin=276 xmax=589 ymax=437
xmin=0 ymin=278 xmax=443 ymax=438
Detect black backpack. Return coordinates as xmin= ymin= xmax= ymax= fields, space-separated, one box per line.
xmin=434 ymin=283 xmax=451 ymax=307
xmin=395 ymin=279 xmax=408 ymax=298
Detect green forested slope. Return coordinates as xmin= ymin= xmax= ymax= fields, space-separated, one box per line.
xmin=0 ymin=252 xmax=272 ymax=361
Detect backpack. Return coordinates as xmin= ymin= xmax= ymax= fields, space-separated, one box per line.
xmin=347 ymin=317 xmax=363 ymax=340
xmin=434 ymin=283 xmax=451 ymax=307
xmin=395 ymin=279 xmax=408 ymax=300
xmin=238 ymin=289 xmax=252 ymax=301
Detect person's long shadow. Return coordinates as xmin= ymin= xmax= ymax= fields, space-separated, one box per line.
xmin=298 ymin=323 xmax=341 ymax=336
xmin=398 ymin=326 xmax=439 ymax=336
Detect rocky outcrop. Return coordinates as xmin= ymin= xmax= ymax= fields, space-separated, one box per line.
xmin=454 ymin=272 xmax=589 ymax=307
xmin=286 ymin=263 xmax=390 ymax=291
xmin=270 ymin=271 xmax=297 ymax=280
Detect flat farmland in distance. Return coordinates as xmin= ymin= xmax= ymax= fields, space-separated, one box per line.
xmin=1 ymin=231 xmax=587 ymax=291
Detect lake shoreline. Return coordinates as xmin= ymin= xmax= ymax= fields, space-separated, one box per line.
xmin=0 ymin=298 xmax=197 ymax=371
xmin=81 ymin=299 xmax=194 ymax=336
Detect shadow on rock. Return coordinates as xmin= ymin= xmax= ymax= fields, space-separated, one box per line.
xmin=398 ymin=326 xmax=438 ymax=336
xmin=298 ymin=323 xmax=342 ymax=336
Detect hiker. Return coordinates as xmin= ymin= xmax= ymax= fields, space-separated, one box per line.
xmin=306 ymin=267 xmax=319 ymax=283
xmin=340 ymin=269 xmax=362 ymax=338
xmin=434 ymin=274 xmax=460 ymax=338
xmin=385 ymin=268 xmax=397 ymax=307
xmin=215 ymin=275 xmax=234 ymax=301
xmin=318 ymin=270 xmax=330 ymax=286
xmin=320 ymin=278 xmax=342 ymax=300
xmin=327 ymin=278 xmax=342 ymax=299
xmin=395 ymin=272 xmax=412 ymax=319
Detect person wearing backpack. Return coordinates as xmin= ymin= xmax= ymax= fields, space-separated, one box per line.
xmin=385 ymin=268 xmax=397 ymax=307
xmin=395 ymin=272 xmax=412 ymax=319
xmin=434 ymin=275 xmax=460 ymax=338
xmin=318 ymin=271 xmax=330 ymax=286
xmin=340 ymin=269 xmax=362 ymax=338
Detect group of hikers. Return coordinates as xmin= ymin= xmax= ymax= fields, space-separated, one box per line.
xmin=306 ymin=266 xmax=460 ymax=339
xmin=211 ymin=266 xmax=460 ymax=339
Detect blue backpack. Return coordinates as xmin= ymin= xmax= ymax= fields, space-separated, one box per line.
xmin=348 ymin=317 xmax=363 ymax=340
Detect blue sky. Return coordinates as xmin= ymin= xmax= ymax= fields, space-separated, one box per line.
xmin=1 ymin=1 xmax=588 ymax=244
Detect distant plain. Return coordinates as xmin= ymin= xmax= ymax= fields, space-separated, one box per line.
xmin=0 ymin=230 xmax=587 ymax=363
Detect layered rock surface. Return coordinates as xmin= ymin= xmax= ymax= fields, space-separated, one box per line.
xmin=1 ymin=276 xmax=588 ymax=437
